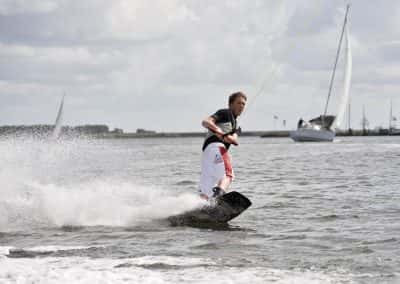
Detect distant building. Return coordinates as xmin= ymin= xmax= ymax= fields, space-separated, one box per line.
xmin=73 ymin=125 xmax=109 ymax=134
xmin=136 ymin=128 xmax=156 ymax=134
xmin=111 ymin=128 xmax=123 ymax=134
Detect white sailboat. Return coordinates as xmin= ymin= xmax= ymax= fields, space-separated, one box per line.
xmin=51 ymin=94 xmax=65 ymax=139
xmin=291 ymin=5 xmax=352 ymax=142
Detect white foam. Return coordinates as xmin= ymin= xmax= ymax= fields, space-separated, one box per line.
xmin=125 ymin=255 xmax=216 ymax=266
xmin=33 ymin=180 xmax=204 ymax=227
xmin=0 ymin=246 xmax=14 ymax=257
xmin=0 ymin=137 xmax=204 ymax=230
xmin=0 ymin=256 xmax=356 ymax=284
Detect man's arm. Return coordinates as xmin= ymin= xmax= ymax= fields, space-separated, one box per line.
xmin=223 ymin=133 xmax=239 ymax=146
xmin=202 ymin=116 xmax=225 ymax=137
xmin=202 ymin=116 xmax=239 ymax=146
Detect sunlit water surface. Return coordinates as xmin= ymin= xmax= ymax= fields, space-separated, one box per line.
xmin=0 ymin=136 xmax=399 ymax=283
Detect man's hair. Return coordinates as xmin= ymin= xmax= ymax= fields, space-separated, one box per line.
xmin=229 ymin=91 xmax=247 ymax=105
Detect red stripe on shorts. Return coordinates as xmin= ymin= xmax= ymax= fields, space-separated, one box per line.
xmin=219 ymin=146 xmax=233 ymax=178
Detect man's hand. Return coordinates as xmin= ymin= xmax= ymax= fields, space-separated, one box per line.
xmin=222 ymin=133 xmax=239 ymax=146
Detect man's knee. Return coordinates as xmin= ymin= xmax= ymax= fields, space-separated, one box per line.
xmin=223 ymin=174 xmax=233 ymax=183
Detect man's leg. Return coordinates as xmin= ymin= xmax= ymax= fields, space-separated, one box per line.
xmin=199 ymin=145 xmax=219 ymax=199
xmin=199 ymin=144 xmax=234 ymax=199
xmin=214 ymin=146 xmax=234 ymax=194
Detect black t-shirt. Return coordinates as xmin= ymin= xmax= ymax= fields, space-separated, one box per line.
xmin=202 ymin=109 xmax=237 ymax=151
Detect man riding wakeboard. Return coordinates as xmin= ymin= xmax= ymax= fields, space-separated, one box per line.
xmin=199 ymin=91 xmax=247 ymax=200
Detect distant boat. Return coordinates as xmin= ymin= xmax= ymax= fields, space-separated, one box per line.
xmin=290 ymin=115 xmax=336 ymax=142
xmin=389 ymin=99 xmax=400 ymax=135
xmin=291 ymin=5 xmax=352 ymax=142
xmin=390 ymin=129 xmax=400 ymax=136
xmin=52 ymin=94 xmax=65 ymax=139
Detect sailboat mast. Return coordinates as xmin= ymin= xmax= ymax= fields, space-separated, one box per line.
xmin=362 ymin=104 xmax=368 ymax=135
xmin=389 ymin=99 xmax=393 ymax=133
xmin=348 ymin=99 xmax=351 ymax=130
xmin=323 ymin=4 xmax=350 ymax=116
xmin=52 ymin=93 xmax=65 ymax=139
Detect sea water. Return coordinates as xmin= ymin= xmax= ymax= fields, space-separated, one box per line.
xmin=0 ymin=136 xmax=399 ymax=283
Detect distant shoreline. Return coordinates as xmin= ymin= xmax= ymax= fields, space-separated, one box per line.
xmin=1 ymin=124 xmax=399 ymax=139
xmin=101 ymin=131 xmax=267 ymax=139
xmin=102 ymin=130 xmax=400 ymax=139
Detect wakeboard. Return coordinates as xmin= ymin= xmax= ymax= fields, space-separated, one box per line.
xmin=168 ymin=191 xmax=251 ymax=226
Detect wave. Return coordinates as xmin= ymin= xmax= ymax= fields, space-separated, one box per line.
xmin=0 ymin=137 xmax=204 ymax=231
xmin=0 ymin=179 xmax=203 ymax=230
xmin=6 ymin=245 xmax=107 ymax=259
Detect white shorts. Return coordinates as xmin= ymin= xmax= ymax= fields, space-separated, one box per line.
xmin=199 ymin=143 xmax=234 ymax=198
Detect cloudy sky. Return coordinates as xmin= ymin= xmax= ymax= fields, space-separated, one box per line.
xmin=0 ymin=0 xmax=399 ymax=132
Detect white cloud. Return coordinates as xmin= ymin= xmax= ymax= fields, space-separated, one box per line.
xmin=0 ymin=0 xmax=59 ymax=15
xmin=0 ymin=1 xmax=399 ymax=130
xmin=106 ymin=0 xmax=197 ymax=40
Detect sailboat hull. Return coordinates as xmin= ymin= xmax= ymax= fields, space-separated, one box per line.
xmin=290 ymin=128 xmax=335 ymax=142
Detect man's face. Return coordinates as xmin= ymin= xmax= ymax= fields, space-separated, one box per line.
xmin=230 ymin=96 xmax=246 ymax=117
